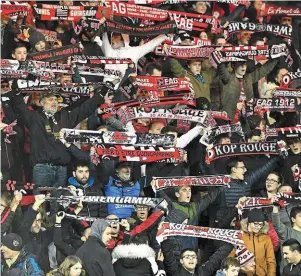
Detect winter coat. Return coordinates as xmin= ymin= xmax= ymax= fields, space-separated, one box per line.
xmin=112 ymin=244 xmax=166 ymax=276
xmin=9 ymin=90 xmax=104 ymax=166
xmin=216 ymin=157 xmax=280 ymax=223
xmin=1 ymin=207 xmax=22 ymax=236
xmin=1 ymin=249 xmax=44 ymax=276
xmin=271 ymin=212 xmax=301 ymax=273
xmin=168 ymin=58 xmax=216 ymax=101
xmin=104 ymin=175 xmax=140 ymax=218
xmin=213 ymin=60 xmax=278 ymax=120
xmin=17 ymin=207 xmax=54 ymax=272
xmin=76 ymin=236 xmax=115 ymax=276
xmin=67 ymin=176 xmax=106 ymax=219
xmin=282 ymin=261 xmax=301 ymax=276
xmin=238 ymin=218 xmax=276 ymax=276
xmin=162 ymin=239 xmax=233 ymax=276
xmin=281 ymin=153 xmax=301 ymax=192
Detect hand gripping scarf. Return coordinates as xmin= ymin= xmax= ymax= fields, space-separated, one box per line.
xmin=62 ymin=128 xmax=176 ymax=147
xmin=206 ymin=141 xmax=283 ymax=164
xmin=151 ymin=175 xmax=231 ymax=192
xmin=156 ymin=222 xmax=255 ymax=266
xmin=90 ymin=144 xmax=187 ymax=164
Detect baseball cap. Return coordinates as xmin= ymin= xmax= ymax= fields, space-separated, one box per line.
xmin=1 ymin=233 xmax=23 ymax=251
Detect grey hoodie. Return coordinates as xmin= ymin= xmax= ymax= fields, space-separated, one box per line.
xmin=91 ymin=219 xmax=110 ymax=241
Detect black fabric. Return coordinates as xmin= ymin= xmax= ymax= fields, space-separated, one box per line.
xmin=282 ymin=261 xmax=301 ymax=276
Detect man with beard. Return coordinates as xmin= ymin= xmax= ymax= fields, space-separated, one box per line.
xmin=67 ymin=159 xmax=106 ymax=219
xmin=104 ymin=162 xmax=140 ymax=218
xmin=8 ymin=83 xmax=112 ymax=189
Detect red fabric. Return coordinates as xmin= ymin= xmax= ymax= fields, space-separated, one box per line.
xmin=213 ymin=2 xmax=245 ymax=18
xmin=107 ymin=231 xmax=125 ymax=249
xmin=268 ymin=219 xmax=280 ymax=252
xmin=132 ymin=121 xmax=150 ymax=133
xmin=21 ymin=195 xmax=35 ymax=206
xmin=1 ymin=208 xmax=11 ymax=224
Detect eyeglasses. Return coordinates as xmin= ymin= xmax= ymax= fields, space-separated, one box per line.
xmin=1 ymin=85 xmax=9 ymax=88
xmin=236 ymin=166 xmax=246 ymax=170
xmin=253 ymin=222 xmax=264 ymax=228
xmin=266 ymin=179 xmax=278 ymax=184
xmin=182 ymin=255 xmax=197 ymax=260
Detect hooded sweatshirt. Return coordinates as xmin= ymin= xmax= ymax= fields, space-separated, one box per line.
xmin=76 ymin=219 xmax=116 ymax=276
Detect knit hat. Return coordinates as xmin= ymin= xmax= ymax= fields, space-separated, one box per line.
xmin=164 ymin=209 xmax=189 ymax=224
xmin=115 ymin=161 xmax=131 ymax=170
xmin=91 ymin=219 xmax=110 ymax=241
xmin=1 ymin=233 xmax=23 ymax=251
xmin=28 ymin=29 xmax=46 ymax=48
xmin=39 ymin=92 xmax=59 ymax=102
xmin=247 ymin=209 xmax=265 ymax=223
xmin=236 ymin=246 xmax=255 ymax=266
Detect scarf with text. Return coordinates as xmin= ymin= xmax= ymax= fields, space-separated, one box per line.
xmin=237 ymin=197 xmax=274 ymax=215
xmin=100 ymin=97 xmax=196 ymax=119
xmin=155 ymin=44 xmax=216 ymax=59
xmin=210 ymin=45 xmax=288 ymax=68
xmin=71 ymin=55 xmax=133 ymax=65
xmin=106 ymin=19 xmax=177 ymax=37
xmin=276 ymin=193 xmax=301 ymax=205
xmin=251 ymin=98 xmax=298 ymax=113
xmin=36 ymin=29 xmax=58 ymax=42
xmin=193 ymin=37 xmax=212 ymax=46
xmin=265 ymin=126 xmax=301 ymax=139
xmin=151 ymin=175 xmax=231 ymax=192
xmin=200 ymin=122 xmax=245 ymax=146
xmin=206 ymin=141 xmax=281 ymax=164
xmin=32 ymin=4 xmax=109 ymax=21
xmin=263 ymin=4 xmax=301 ymax=17
xmin=63 ymin=128 xmax=176 ymax=147
xmin=18 ymin=82 xmax=106 ymax=97
xmin=156 ymin=222 xmax=254 ymax=266
xmin=281 ymin=70 xmax=301 ymax=87
xmin=91 ymin=144 xmax=186 ymax=164
xmin=215 ymin=0 xmax=250 ymax=5
xmin=273 ymin=88 xmax=301 ymax=98
xmin=224 ymin=22 xmax=292 ymax=40
xmin=117 ymin=107 xmax=216 ymax=128
xmin=28 ymin=43 xmax=83 ymax=61
xmin=76 ymin=64 xmax=121 ymax=78
xmin=1 ymin=3 xmax=29 ymax=17
xmin=47 ymin=195 xmax=168 ymax=211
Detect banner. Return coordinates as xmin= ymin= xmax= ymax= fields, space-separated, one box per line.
xmin=71 ymin=55 xmax=133 ymax=65
xmin=155 ymin=45 xmax=216 ymax=59
xmin=36 ymin=29 xmax=58 ymax=43
xmin=273 ymin=88 xmax=301 ymax=98
xmin=200 ymin=122 xmax=245 ymax=146
xmin=206 ymin=142 xmax=280 ymax=164
xmin=117 ymin=107 xmax=216 ymax=128
xmin=63 ymin=128 xmax=176 ymax=147
xmin=263 ymin=4 xmax=301 ymax=17
xmin=1 ymin=3 xmax=29 ymax=16
xmin=224 ymin=22 xmax=292 ymax=40
xmin=91 ymin=144 xmax=186 ymax=163
xmin=32 ymin=4 xmax=109 ymax=21
xmin=156 ymin=223 xmax=255 ymax=266
xmin=151 ymin=175 xmax=231 ymax=191
xmin=106 ymin=19 xmax=177 ymax=37
xmin=28 ymin=43 xmax=83 ymax=61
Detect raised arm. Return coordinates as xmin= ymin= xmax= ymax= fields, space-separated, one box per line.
xmin=134 ymin=34 xmax=166 ymax=60
xmin=169 ymin=58 xmax=186 ymax=78
xmin=176 ymin=125 xmax=203 ymax=148
xmin=250 ymin=59 xmax=278 ymax=83
xmin=197 ymin=187 xmax=220 ymax=213
xmin=271 ymin=203 xmax=290 ymax=241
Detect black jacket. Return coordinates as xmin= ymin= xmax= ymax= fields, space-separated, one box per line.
xmin=76 ymin=236 xmax=116 ymax=276
xmin=282 ymin=261 xmax=301 ymax=276
xmin=161 ymin=239 xmax=233 ymax=276
xmin=17 ymin=207 xmax=54 ymax=272
xmin=112 ymin=244 xmax=165 ymax=276
xmin=10 ymin=90 xmax=104 ymax=166
xmin=1 ymin=249 xmax=44 ymax=276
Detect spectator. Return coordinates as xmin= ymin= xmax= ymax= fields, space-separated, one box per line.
xmin=215 ymin=257 xmax=240 ymax=276
xmin=282 ymin=239 xmax=301 ymax=276
xmin=47 ymin=255 xmax=85 ymax=276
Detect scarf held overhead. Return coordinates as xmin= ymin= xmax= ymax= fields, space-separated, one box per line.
xmin=63 ymin=128 xmax=176 ymax=147
xmin=273 ymin=88 xmax=301 ymax=98
xmin=151 ymin=175 xmax=231 ymax=192
xmin=206 ymin=141 xmax=280 ymax=164
xmin=91 ymin=144 xmax=186 ymax=164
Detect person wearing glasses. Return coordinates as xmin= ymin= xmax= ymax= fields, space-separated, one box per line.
xmin=239 ymin=209 xmax=276 ymax=276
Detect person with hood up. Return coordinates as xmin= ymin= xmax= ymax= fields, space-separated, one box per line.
xmin=112 ymin=234 xmax=166 ymax=276
xmin=236 ymin=209 xmax=276 ymax=276
xmin=75 ymin=219 xmax=115 ymax=276
xmin=94 ymin=20 xmax=169 ymax=86
xmin=104 ymin=161 xmax=140 ymax=219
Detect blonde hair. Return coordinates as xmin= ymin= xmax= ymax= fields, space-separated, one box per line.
xmin=57 ymin=256 xmax=85 ymax=276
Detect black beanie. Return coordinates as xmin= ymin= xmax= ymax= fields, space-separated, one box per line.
xmin=2 ymin=233 xmax=23 ymax=251
xmin=164 ymin=209 xmax=189 ymax=224
xmin=28 ymin=29 xmax=46 ymax=48
xmin=247 ymin=209 xmax=265 ymax=223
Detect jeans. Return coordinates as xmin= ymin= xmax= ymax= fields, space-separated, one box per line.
xmin=33 ymin=164 xmax=67 ymax=187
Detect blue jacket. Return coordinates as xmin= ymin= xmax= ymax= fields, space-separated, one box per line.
xmin=105 ymin=175 xmax=140 ymax=218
